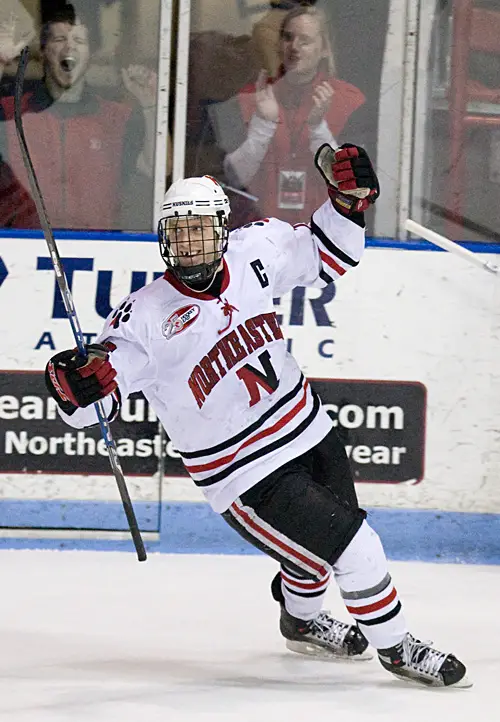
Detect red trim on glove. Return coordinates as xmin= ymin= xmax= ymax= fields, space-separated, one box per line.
xmin=53 ymin=363 xmax=79 ymax=407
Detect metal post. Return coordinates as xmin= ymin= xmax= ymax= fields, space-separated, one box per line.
xmin=153 ymin=0 xmax=174 ymax=227
xmin=397 ymin=0 xmax=419 ymax=239
xmin=172 ymin=0 xmax=191 ymax=182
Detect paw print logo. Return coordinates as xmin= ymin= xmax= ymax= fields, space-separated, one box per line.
xmin=110 ymin=299 xmax=134 ymax=329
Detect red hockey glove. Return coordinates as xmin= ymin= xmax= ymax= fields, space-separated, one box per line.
xmin=45 ymin=344 xmax=117 ymax=414
xmin=315 ymin=143 xmax=380 ymax=218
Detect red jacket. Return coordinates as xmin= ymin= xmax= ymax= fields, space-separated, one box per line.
xmin=237 ymin=73 xmax=365 ymax=225
xmin=0 ymin=160 xmax=37 ymax=228
xmin=1 ymin=85 xmax=135 ymax=229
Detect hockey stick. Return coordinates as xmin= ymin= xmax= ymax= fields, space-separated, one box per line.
xmin=14 ymin=47 xmax=147 ymax=561
xmin=218 ymin=182 xmax=259 ymax=203
xmin=405 ymin=219 xmax=499 ymax=276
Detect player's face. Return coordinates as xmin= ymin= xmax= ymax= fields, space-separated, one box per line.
xmin=281 ymin=16 xmax=326 ymax=80
xmin=43 ymin=21 xmax=90 ymax=90
xmin=167 ymin=215 xmax=220 ymax=268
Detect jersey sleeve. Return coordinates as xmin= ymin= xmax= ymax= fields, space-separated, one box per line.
xmin=265 ymin=200 xmax=365 ymax=296
xmin=58 ymin=294 xmax=157 ymax=429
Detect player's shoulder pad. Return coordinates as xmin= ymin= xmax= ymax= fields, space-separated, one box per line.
xmin=231 ymin=217 xmax=283 ymax=236
xmin=105 ymin=292 xmax=139 ymax=334
xmin=104 ymin=276 xmax=164 ymax=336
xmin=230 ymin=216 xmax=293 ymax=251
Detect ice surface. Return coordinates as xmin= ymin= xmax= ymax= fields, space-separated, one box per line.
xmin=0 ymin=551 xmax=497 ymax=721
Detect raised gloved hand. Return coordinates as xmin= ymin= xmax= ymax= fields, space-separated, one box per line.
xmin=45 ymin=344 xmax=117 ymax=414
xmin=315 ymin=143 xmax=380 ymax=219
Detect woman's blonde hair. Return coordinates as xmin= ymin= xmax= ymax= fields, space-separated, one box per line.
xmin=279 ymin=5 xmax=336 ymax=77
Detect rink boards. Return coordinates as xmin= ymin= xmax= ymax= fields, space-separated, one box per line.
xmin=0 ymin=231 xmax=499 ymax=560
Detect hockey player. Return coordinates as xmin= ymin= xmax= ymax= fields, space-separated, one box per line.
xmin=45 ymin=144 xmax=470 ymax=688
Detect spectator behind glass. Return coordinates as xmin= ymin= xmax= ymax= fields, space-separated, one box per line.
xmin=0 ymin=12 xmax=37 ymax=229
xmin=0 ymin=5 xmax=157 ymax=230
xmin=252 ymin=0 xmax=318 ymax=79
xmin=224 ymin=5 xmax=365 ymax=226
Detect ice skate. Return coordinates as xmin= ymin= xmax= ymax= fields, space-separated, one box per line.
xmin=271 ymin=572 xmax=371 ymax=660
xmin=280 ymin=606 xmax=372 ymax=660
xmin=378 ymin=633 xmax=472 ymax=687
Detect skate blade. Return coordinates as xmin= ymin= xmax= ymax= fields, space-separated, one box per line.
xmin=286 ymin=639 xmax=373 ymax=661
xmin=391 ymin=671 xmax=473 ymax=689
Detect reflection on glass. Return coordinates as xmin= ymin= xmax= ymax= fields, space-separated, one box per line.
xmin=0 ymin=1 xmax=159 ymax=232
xmin=186 ymin=1 xmax=390 ymax=233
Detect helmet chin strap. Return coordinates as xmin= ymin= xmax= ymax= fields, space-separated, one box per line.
xmin=178 ymin=259 xmax=224 ymax=293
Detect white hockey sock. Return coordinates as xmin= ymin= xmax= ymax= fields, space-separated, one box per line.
xmin=280 ymin=564 xmax=331 ymax=621
xmin=333 ymin=520 xmax=407 ymax=649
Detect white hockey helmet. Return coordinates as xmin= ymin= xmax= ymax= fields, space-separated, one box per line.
xmin=158 ymin=176 xmax=231 ymax=287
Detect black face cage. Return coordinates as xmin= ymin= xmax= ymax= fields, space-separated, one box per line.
xmin=158 ymin=211 xmax=229 ymax=287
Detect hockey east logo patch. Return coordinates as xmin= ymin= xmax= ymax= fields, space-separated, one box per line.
xmin=162 ymin=305 xmax=200 ymax=340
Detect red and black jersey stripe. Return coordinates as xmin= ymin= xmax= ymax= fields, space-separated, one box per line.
xmin=179 ymin=377 xmax=320 ymax=488
xmin=311 ymin=217 xmax=360 ymax=269
xmin=178 ymin=373 xmax=305 ymax=459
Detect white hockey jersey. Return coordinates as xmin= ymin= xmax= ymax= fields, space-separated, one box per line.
xmin=61 ymin=200 xmax=365 ymax=512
